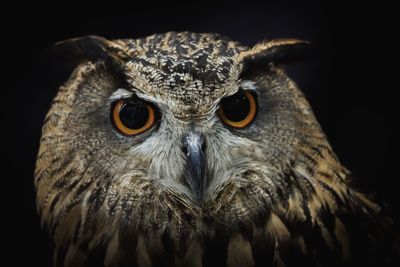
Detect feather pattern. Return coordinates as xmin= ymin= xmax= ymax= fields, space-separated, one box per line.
xmin=35 ymin=32 xmax=399 ymax=267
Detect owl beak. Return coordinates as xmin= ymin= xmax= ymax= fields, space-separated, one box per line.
xmin=182 ymin=131 xmax=206 ymax=203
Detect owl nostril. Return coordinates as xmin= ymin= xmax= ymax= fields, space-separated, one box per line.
xmin=181 ymin=145 xmax=188 ymax=155
xmin=201 ymin=140 xmax=206 ymax=153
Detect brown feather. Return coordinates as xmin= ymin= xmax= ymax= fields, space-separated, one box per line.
xmin=226 ymin=233 xmax=255 ymax=267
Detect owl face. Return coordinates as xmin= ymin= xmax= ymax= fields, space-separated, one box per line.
xmin=35 ymin=32 xmax=361 ymax=266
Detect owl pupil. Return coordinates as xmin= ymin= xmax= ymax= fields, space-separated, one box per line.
xmin=119 ymin=103 xmax=149 ymax=129
xmin=221 ymin=93 xmax=251 ymax=122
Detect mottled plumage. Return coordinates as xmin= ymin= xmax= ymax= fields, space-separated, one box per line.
xmin=35 ymin=32 xmax=398 ymax=267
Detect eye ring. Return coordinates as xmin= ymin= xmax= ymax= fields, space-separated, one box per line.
xmin=218 ymin=91 xmax=257 ymax=128
xmin=112 ymin=100 xmax=155 ymax=136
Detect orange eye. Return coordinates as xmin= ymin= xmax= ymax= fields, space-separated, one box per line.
xmin=112 ymin=100 xmax=156 ymax=136
xmin=218 ymin=91 xmax=257 ymax=128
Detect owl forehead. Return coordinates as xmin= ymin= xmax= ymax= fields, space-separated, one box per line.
xmin=121 ymin=32 xmax=248 ymax=115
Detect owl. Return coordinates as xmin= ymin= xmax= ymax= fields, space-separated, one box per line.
xmin=35 ymin=32 xmax=398 ymax=267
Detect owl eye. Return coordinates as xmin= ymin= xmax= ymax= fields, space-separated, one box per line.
xmin=112 ymin=100 xmax=156 ymax=136
xmin=218 ymin=91 xmax=257 ymax=128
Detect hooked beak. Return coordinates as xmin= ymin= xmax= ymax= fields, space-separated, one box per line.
xmin=182 ymin=131 xmax=206 ymax=202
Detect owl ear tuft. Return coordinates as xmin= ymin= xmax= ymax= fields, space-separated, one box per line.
xmin=239 ymin=39 xmax=315 ymax=76
xmin=50 ymin=35 xmax=128 ymax=68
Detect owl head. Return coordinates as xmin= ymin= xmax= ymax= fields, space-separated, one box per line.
xmin=35 ymin=32 xmax=385 ymax=267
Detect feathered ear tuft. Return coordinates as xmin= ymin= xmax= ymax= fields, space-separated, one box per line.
xmin=238 ymin=39 xmax=315 ymax=76
xmin=49 ymin=35 xmax=129 ymax=69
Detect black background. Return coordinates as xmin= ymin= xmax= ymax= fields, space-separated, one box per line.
xmin=3 ymin=1 xmax=398 ymax=266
